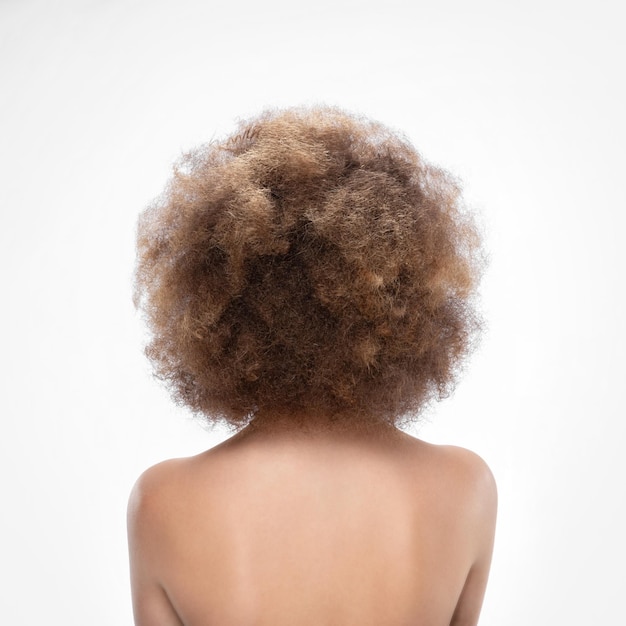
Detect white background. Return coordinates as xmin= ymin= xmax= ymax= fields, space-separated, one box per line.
xmin=1 ymin=0 xmax=624 ymax=623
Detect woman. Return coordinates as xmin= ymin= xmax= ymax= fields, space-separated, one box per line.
xmin=128 ymin=105 xmax=497 ymax=625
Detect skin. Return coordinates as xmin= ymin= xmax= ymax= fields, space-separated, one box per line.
xmin=127 ymin=418 xmax=497 ymax=626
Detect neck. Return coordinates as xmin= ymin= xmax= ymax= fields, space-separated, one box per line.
xmin=238 ymin=410 xmax=403 ymax=442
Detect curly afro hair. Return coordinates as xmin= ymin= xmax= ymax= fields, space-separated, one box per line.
xmin=134 ymin=105 xmax=485 ymax=431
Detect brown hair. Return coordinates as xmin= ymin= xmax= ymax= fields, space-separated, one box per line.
xmin=134 ymin=105 xmax=485 ymax=431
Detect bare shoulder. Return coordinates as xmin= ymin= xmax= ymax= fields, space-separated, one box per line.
xmin=126 ymin=458 xmax=198 ymax=625
xmin=436 ymin=445 xmax=497 ymax=497
xmin=127 ymin=449 xmax=232 ymax=528
xmin=126 ymin=456 xmax=208 ymax=551
xmin=404 ymin=442 xmax=497 ymax=625
xmin=443 ymin=445 xmax=497 ymax=531
xmin=408 ymin=438 xmax=496 ymax=492
xmin=399 ymin=437 xmax=497 ymax=526
xmin=128 ymin=458 xmax=188 ymax=516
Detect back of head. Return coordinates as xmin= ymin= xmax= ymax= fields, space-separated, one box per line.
xmin=134 ymin=105 xmax=484 ymax=431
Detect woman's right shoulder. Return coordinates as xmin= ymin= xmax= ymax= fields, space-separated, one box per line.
xmin=402 ymin=437 xmax=498 ymax=521
xmin=426 ymin=445 xmax=497 ymax=625
xmin=434 ymin=444 xmax=497 ymax=496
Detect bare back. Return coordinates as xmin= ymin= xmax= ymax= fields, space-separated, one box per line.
xmin=127 ymin=427 xmax=497 ymax=626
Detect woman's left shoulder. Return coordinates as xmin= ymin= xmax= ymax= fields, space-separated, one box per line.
xmin=127 ymin=456 xmax=199 ymax=535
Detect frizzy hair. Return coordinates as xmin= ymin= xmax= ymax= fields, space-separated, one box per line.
xmin=133 ymin=105 xmax=485 ymax=430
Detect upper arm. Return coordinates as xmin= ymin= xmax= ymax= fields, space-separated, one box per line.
xmin=127 ymin=460 xmax=186 ymax=626
xmin=442 ymin=447 xmax=498 ymax=626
